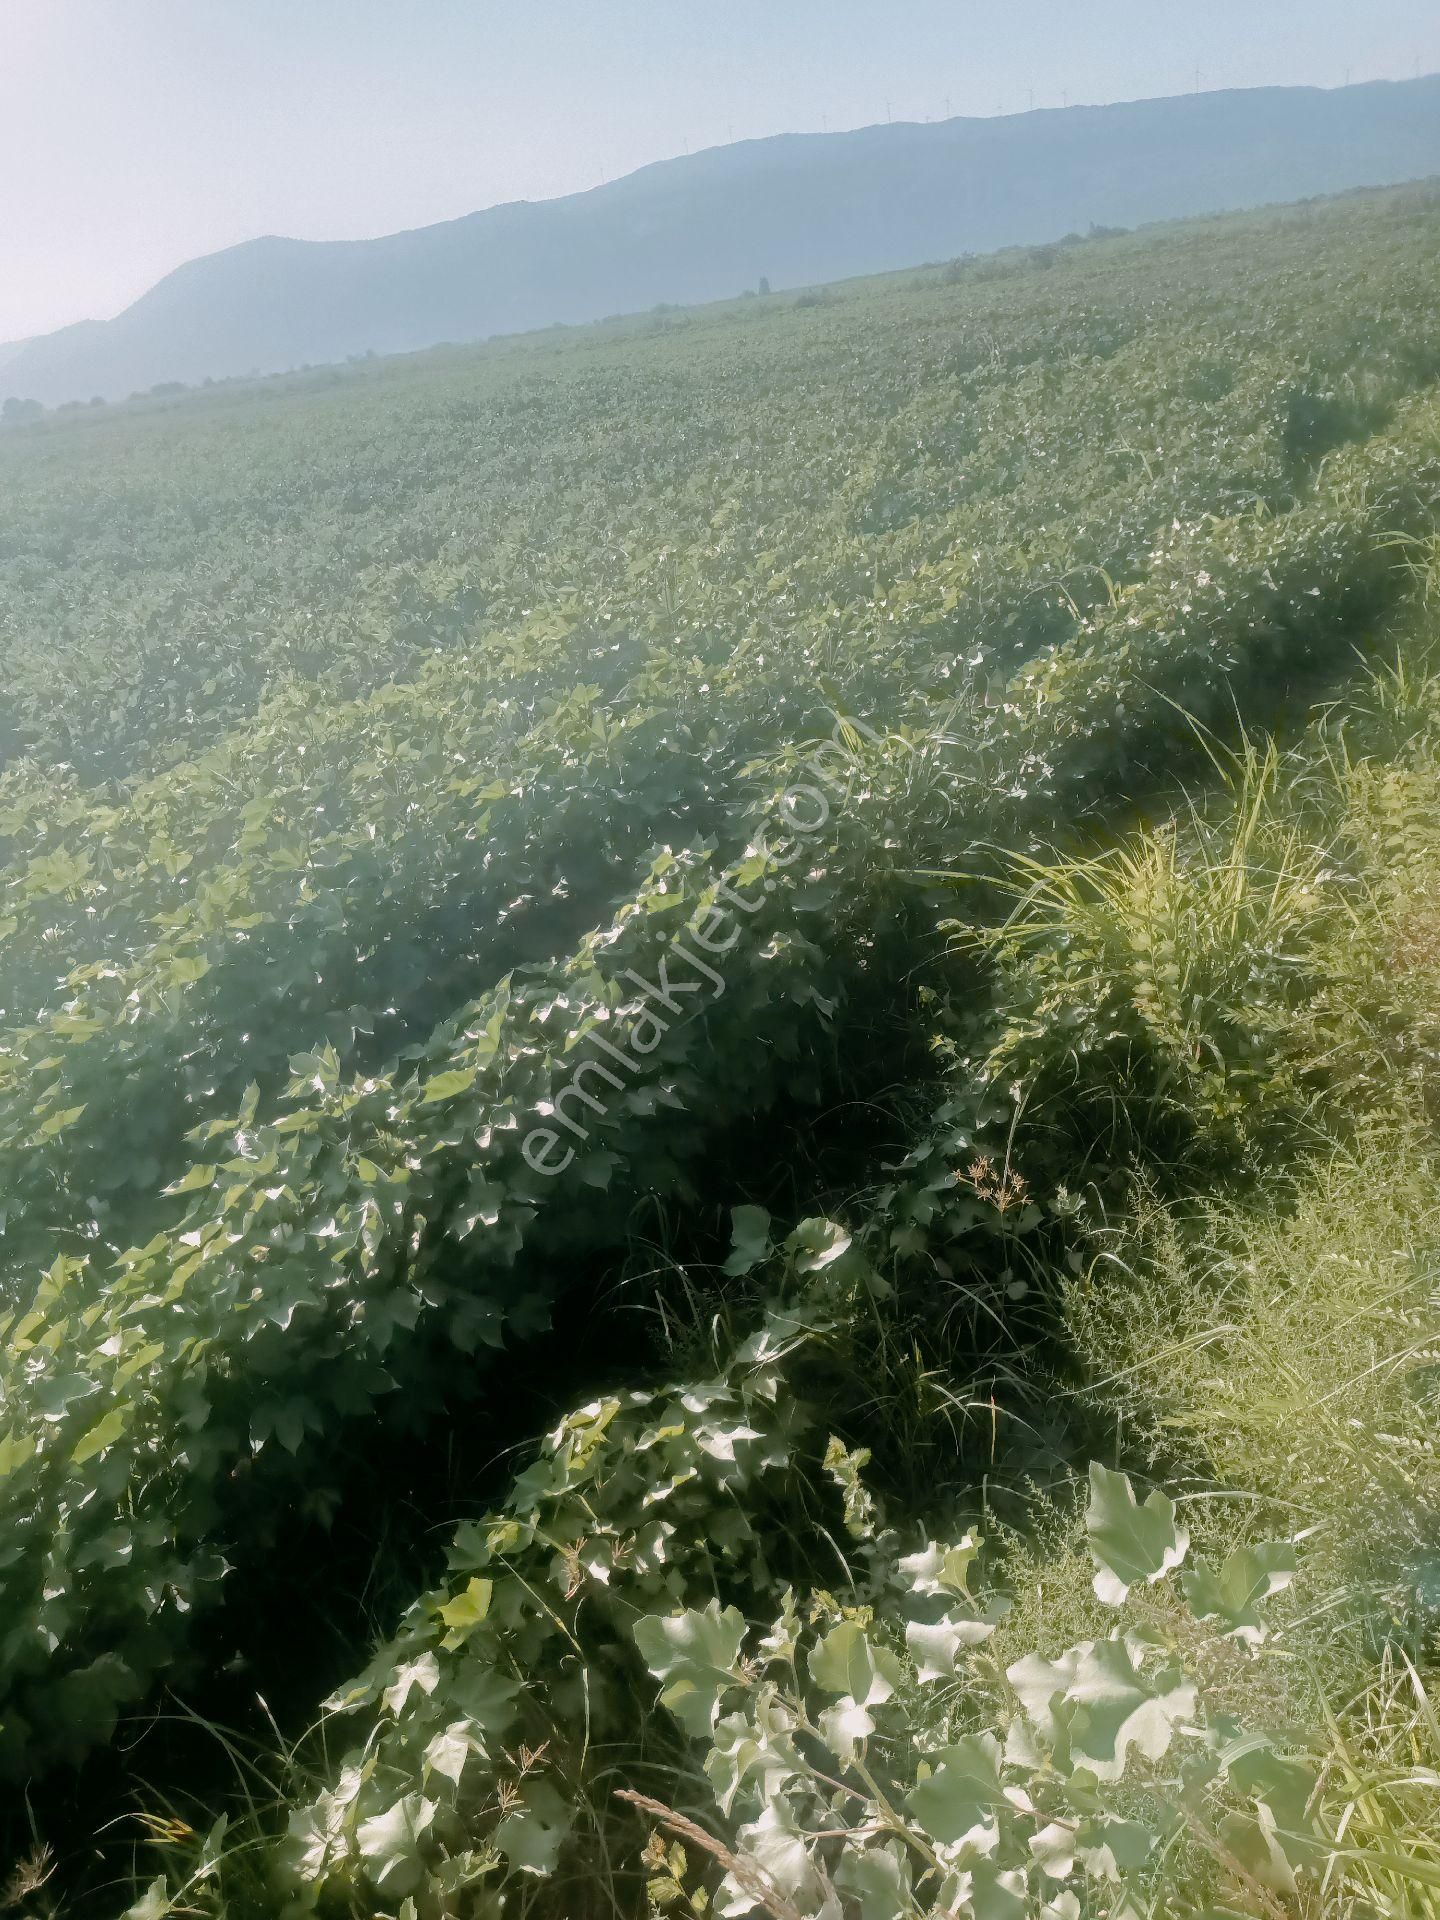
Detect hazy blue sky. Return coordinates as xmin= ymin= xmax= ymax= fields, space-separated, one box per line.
xmin=2 ymin=0 xmax=1437 ymax=341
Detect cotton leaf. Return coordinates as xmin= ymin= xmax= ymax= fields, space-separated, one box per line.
xmin=1181 ymin=1541 xmax=1297 ymax=1645
xmin=494 ymin=1806 xmax=567 ymax=1876
xmin=807 ymin=1619 xmax=903 ymax=1708
xmin=897 ymin=1532 xmax=981 ymax=1598
xmin=72 ymin=1406 xmax=126 ymax=1465
xmin=355 ymin=1794 xmax=436 ymax=1898
xmin=905 ymin=1732 xmax=1008 ymax=1850
xmin=383 ymin=1651 xmax=440 ymax=1717
xmin=832 ymin=1840 xmax=913 ymax=1920
xmin=436 ymin=1575 xmax=493 ymax=1640
xmin=1085 ymin=1462 xmax=1188 ymax=1605
xmin=818 ymin=1697 xmax=874 ymax=1759
xmin=419 ymin=1067 xmax=477 ymax=1105
xmin=1028 ymin=1820 xmax=1078 ymax=1879
xmin=634 ymin=1600 xmax=746 ymax=1736
xmin=1058 ymin=1637 xmax=1197 ymax=1782
xmin=723 ymin=1204 xmax=772 ymax=1276
xmin=423 ymin=1720 xmax=475 ymax=1789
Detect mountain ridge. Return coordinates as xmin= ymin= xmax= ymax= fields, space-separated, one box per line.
xmin=6 ymin=75 xmax=1440 ymax=406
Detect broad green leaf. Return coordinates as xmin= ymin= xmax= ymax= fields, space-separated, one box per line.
xmin=823 ymin=1434 xmax=878 ymax=1538
xmin=833 ymin=1840 xmax=913 ymax=1919
xmin=495 ymin=1811 xmax=563 ymax=1875
xmin=1028 ymin=1820 xmax=1078 ymax=1879
xmin=731 ymin=1803 xmax=822 ymax=1906
xmin=786 ymin=1216 xmax=852 ymax=1273
xmin=446 ymin=1662 xmax=521 ymax=1734
xmin=1059 ymin=1637 xmax=1197 ymax=1781
xmin=905 ymin=1612 xmax=996 ymax=1681
xmin=0 ymin=1429 xmax=37 ymax=1478
xmin=808 ymin=1619 xmax=903 ymax=1708
xmin=419 ymin=1067 xmax=477 ymax=1104
xmin=906 ymin=1732 xmax=1008 ymax=1848
xmin=32 ymin=1372 xmax=98 ymax=1420
xmin=968 ymin=1865 xmax=1028 ymax=1920
xmin=355 ymin=1794 xmax=436 ymax=1898
xmin=1007 ymin=1644 xmax=1082 ymax=1743
xmin=121 ymin=1880 xmax=172 ymax=1920
xmin=163 ymin=1162 xmax=216 ymax=1196
xmin=1075 ymin=1813 xmax=1156 ymax=1878
xmin=1182 ymin=1542 xmax=1297 ymax=1645
xmin=898 ymin=1533 xmax=982 ymax=1599
xmin=1085 ymin=1462 xmax=1189 ymax=1605
xmin=422 ymin=1721 xmax=474 ymax=1789
xmin=722 ymin=1203 xmax=772 ymax=1277
xmin=383 ymin=1651 xmax=441 ymax=1716
xmin=818 ymin=1697 xmax=875 ymax=1759
xmin=1039 ymin=1895 xmax=1082 ymax=1920
xmin=757 ymin=1588 xmax=802 ymax=1667
xmin=704 ymin=1709 xmax=799 ymax=1816
xmin=72 ymin=1406 xmax=126 ymax=1464
xmin=1217 ymin=1740 xmax=1325 ymax=1886
xmin=634 ymin=1601 xmax=746 ymax=1736
xmin=436 ymin=1575 xmax=494 ymax=1639
xmin=495 ymin=1791 xmax=570 ymax=1876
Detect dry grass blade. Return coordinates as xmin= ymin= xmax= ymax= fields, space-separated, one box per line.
xmin=614 ymin=1789 xmax=811 ymax=1920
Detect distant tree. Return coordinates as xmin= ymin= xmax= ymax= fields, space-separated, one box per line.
xmin=758 ymin=275 xmax=772 ymax=295
xmin=89 ymin=395 xmax=106 ymax=407
xmin=1 ymin=396 xmax=43 ymax=425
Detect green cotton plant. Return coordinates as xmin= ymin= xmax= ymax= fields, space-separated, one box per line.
xmin=0 ymin=667 xmax=728 ymax=1288
xmin=632 ymin=1460 xmax=1325 ymax=1920
xmin=120 ymin=1215 xmax=896 ymax=1918
xmin=0 ymin=681 xmax=991 ymax=1786
xmin=4 ymin=184 xmax=1440 ymax=1917
xmin=0 ymin=788 xmax=886 ymax=1779
xmin=1000 ymin=385 xmax=1440 ymax=807
xmin=262 ymin=1291 xmax=851 ymax=1917
xmin=9 ymin=184 xmax=1431 ymax=784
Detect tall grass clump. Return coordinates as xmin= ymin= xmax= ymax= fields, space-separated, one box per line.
xmin=954 ymin=738 xmax=1342 ymax=1179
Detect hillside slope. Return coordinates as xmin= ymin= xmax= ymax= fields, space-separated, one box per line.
xmin=4 ymin=74 xmax=1440 ymax=404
